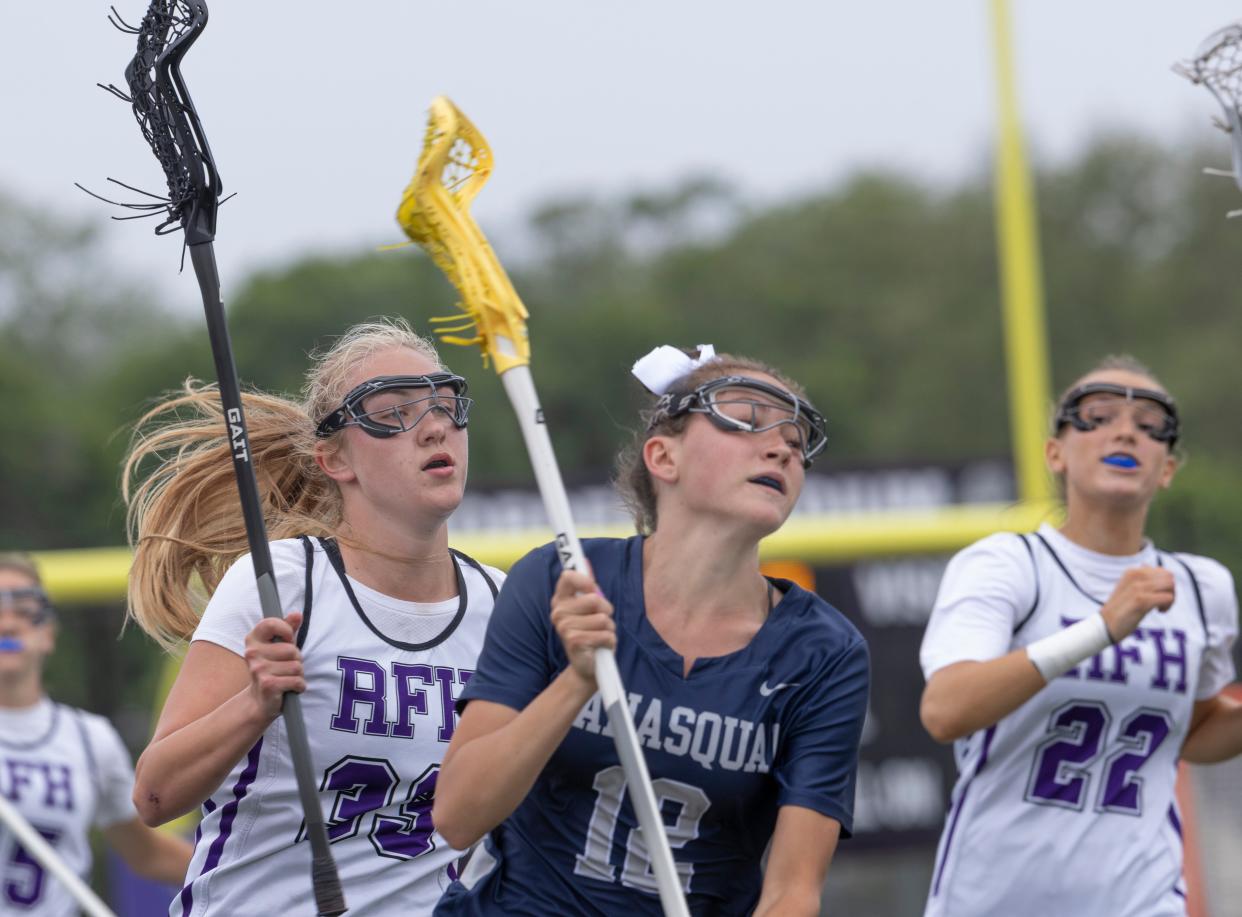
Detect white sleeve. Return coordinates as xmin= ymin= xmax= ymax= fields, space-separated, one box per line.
xmin=1180 ymin=555 xmax=1240 ymax=701
xmin=192 ymin=539 xmax=310 ymax=657
xmin=87 ymin=717 xmax=140 ymax=829
xmin=920 ymin=533 xmax=1037 ymax=681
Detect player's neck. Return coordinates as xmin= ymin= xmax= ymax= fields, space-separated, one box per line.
xmin=333 ymin=516 xmax=457 ymax=603
xmin=1058 ymin=506 xmax=1149 ymax=556
xmin=0 ymin=673 xmax=43 ymax=709
xmin=642 ymin=528 xmax=766 ymax=625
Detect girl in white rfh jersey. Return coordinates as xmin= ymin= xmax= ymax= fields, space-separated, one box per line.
xmin=0 ymin=553 xmax=191 ymax=916
xmin=122 ymin=319 xmax=502 ymax=916
xmin=920 ymin=356 xmax=1241 ymax=917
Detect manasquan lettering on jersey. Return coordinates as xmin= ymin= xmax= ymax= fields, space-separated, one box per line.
xmin=573 ymin=691 xmax=778 ymax=774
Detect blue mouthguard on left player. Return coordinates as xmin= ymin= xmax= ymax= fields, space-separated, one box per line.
xmin=1054 ymin=382 xmax=1179 ymax=447
xmin=316 ymin=373 xmax=473 ymax=439
xmin=650 ymin=375 xmax=828 ymax=468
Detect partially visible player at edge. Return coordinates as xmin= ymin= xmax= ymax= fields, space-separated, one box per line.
xmin=0 ymin=552 xmax=192 ymax=916
xmin=123 ymin=319 xmax=503 ymax=916
xmin=920 ymin=355 xmax=1241 ymax=917
xmin=433 ymin=346 xmax=870 ymax=916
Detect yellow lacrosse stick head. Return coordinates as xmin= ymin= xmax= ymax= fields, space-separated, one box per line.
xmin=396 ymin=96 xmax=531 ymax=374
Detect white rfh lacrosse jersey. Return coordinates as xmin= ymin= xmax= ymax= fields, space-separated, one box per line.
xmin=175 ymin=537 xmax=501 ymax=917
xmin=0 ymin=699 xmax=139 ymax=916
xmin=920 ymin=524 xmax=1238 ymax=917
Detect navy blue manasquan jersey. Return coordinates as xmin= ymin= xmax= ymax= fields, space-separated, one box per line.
xmin=435 ymin=536 xmax=869 ymax=916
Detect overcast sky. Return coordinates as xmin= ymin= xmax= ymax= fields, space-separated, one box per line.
xmin=2 ymin=2 xmax=1237 ymax=308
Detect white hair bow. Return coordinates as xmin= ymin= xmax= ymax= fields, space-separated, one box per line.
xmin=631 ymin=344 xmax=717 ymax=395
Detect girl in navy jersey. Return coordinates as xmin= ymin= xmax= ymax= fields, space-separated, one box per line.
xmin=434 ymin=347 xmax=870 ymax=916
xmin=123 ymin=318 xmax=503 ymax=916
xmin=0 ymin=552 xmax=191 ymax=916
xmin=919 ymin=356 xmax=1241 ymax=917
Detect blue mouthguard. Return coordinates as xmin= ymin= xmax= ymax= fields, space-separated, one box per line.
xmin=1102 ymin=455 xmax=1138 ymax=469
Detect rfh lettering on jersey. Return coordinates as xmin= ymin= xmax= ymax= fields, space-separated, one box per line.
xmin=1 ymin=760 xmax=75 ymax=811
xmin=1058 ymin=618 xmax=1191 ymax=693
xmin=226 ymin=407 xmax=248 ymax=463
xmin=329 ymin=657 xmax=474 ymax=743
xmin=574 ymin=692 xmax=778 ymax=773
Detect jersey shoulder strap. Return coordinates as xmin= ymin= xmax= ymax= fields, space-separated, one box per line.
xmin=1161 ymin=551 xmax=1209 ymax=637
xmin=1031 ymin=531 xmax=1104 ymax=605
xmin=450 ymin=548 xmax=500 ymax=601
xmin=1012 ymin=532 xmax=1041 ymax=635
xmin=66 ymin=705 xmax=102 ymax=801
xmin=295 ymin=535 xmax=316 ymax=648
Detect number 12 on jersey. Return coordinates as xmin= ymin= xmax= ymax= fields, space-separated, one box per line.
xmin=573 ymin=765 xmax=710 ymax=895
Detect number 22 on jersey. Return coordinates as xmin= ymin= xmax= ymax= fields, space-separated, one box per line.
xmin=1026 ymin=700 xmax=1173 ymax=815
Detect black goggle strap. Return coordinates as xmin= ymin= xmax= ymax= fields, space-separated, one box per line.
xmin=0 ymin=588 xmax=54 ymax=624
xmin=647 ymin=376 xmax=828 ymax=464
xmin=1055 ymin=382 xmax=1179 ymax=442
xmin=315 ymin=373 xmax=469 ymax=438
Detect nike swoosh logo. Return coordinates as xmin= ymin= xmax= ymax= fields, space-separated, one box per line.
xmin=759 ymin=681 xmax=799 ymax=696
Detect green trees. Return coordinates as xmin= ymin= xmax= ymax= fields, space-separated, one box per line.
xmin=2 ymin=133 xmax=1239 ymax=568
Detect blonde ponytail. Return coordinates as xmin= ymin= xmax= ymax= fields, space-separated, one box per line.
xmin=123 ymin=317 xmax=444 ymax=650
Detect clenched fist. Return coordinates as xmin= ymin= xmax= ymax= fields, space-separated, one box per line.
xmin=1100 ymin=567 xmax=1175 ymax=642
xmin=550 ymin=569 xmax=616 ymax=685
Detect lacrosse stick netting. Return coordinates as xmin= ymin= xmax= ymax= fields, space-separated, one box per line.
xmin=396 ymin=97 xmax=691 ymax=917
xmin=1175 ymin=22 xmax=1242 ymax=216
xmin=94 ymin=3 xmax=346 ymax=913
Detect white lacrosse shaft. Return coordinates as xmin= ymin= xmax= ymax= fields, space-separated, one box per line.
xmin=498 ymin=358 xmax=690 ymax=917
xmin=0 ymin=794 xmax=116 ymax=917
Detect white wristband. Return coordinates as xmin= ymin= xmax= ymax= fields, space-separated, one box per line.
xmin=1026 ymin=614 xmax=1113 ymax=682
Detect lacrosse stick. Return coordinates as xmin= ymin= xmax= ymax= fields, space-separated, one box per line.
xmin=1174 ymin=22 xmax=1242 ymax=217
xmin=396 ymin=97 xmax=690 ymax=917
xmin=0 ymin=795 xmax=115 ymax=917
xmin=92 ymin=2 xmax=345 ymax=913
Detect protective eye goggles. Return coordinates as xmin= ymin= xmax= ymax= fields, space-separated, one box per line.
xmin=1054 ymin=382 xmax=1179 ymax=446
xmin=315 ymin=373 xmax=472 ymax=439
xmin=650 ymin=375 xmax=828 ymax=467
xmin=0 ymin=588 xmax=54 ymax=626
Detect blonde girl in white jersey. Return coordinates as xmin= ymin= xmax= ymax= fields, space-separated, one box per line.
xmin=919 ymin=356 xmax=1241 ymax=917
xmin=123 ymin=318 xmax=503 ymax=916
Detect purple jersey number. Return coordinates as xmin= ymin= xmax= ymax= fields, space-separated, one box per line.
xmin=1097 ymin=708 xmax=1173 ymax=815
xmin=297 ymin=756 xmax=439 ymax=859
xmin=4 ymin=824 xmax=62 ymax=908
xmin=371 ymin=763 xmax=440 ymax=860
xmin=1026 ymin=701 xmax=1172 ymax=816
xmin=1025 ymin=700 xmax=1111 ymax=810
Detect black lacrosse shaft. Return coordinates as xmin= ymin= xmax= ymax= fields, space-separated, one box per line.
xmin=188 ymin=242 xmax=347 ymax=917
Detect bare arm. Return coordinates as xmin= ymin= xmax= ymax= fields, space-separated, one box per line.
xmin=433 ymin=569 xmax=614 ymax=850
xmin=921 ymin=566 xmax=1175 ymax=743
xmin=133 ymin=613 xmax=305 ymax=826
xmin=920 ymin=652 xmax=1046 ymax=743
xmin=1181 ymin=693 xmax=1242 ymax=764
xmin=102 ymin=817 xmax=194 ymax=885
xmin=753 ymin=806 xmax=841 ymax=917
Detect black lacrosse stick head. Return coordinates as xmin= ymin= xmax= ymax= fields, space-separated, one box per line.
xmin=124 ymin=0 xmax=221 ymax=244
